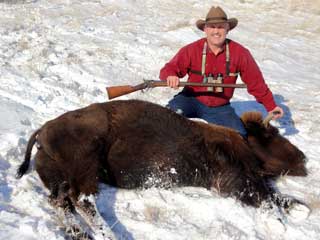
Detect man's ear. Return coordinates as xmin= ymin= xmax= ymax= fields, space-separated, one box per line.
xmin=204 ymin=26 xmax=209 ymax=35
xmin=226 ymin=23 xmax=230 ymax=32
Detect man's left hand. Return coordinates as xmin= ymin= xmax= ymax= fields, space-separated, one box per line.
xmin=269 ymin=106 xmax=284 ymax=120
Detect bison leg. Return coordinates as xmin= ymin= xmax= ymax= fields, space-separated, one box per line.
xmin=257 ymin=185 xmax=310 ymax=234
xmin=35 ymin=150 xmax=80 ymax=212
xmin=259 ymin=200 xmax=287 ymax=234
xmin=35 ymin=150 xmax=93 ymax=239
xmin=73 ymin=194 xmax=115 ymax=240
xmin=49 ymin=181 xmax=94 ymax=240
xmin=34 ymin=178 xmax=92 ymax=240
xmin=260 ymin=180 xmax=310 ymax=220
xmin=253 ymin=182 xmax=287 ymax=234
xmin=271 ymin=193 xmax=311 ymax=221
xmin=35 ymin=149 xmax=67 ymax=201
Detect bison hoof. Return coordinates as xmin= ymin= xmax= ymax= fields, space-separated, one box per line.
xmin=260 ymin=204 xmax=286 ymax=235
xmin=66 ymin=225 xmax=93 ymax=240
xmin=287 ymin=202 xmax=311 ymax=222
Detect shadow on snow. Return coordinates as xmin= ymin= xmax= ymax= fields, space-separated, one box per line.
xmin=231 ymin=94 xmax=299 ymax=136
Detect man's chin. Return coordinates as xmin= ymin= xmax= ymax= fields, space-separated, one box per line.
xmin=208 ymin=39 xmax=225 ymax=47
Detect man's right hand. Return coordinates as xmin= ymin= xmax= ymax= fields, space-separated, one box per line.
xmin=166 ymin=76 xmax=180 ymax=89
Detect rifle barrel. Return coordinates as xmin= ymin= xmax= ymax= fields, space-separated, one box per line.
xmin=146 ymin=80 xmax=247 ymax=88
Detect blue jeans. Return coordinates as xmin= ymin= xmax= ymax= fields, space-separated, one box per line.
xmin=167 ymin=90 xmax=247 ymax=136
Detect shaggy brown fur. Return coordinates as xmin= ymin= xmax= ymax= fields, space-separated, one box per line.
xmin=241 ymin=112 xmax=307 ymax=177
xmin=16 ymin=100 xmax=307 ymax=210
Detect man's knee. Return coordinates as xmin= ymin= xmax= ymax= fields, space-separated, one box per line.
xmin=166 ymin=104 xmax=184 ymax=115
xmin=167 ymin=94 xmax=193 ymax=116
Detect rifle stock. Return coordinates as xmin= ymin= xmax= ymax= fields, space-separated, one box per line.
xmin=107 ymin=83 xmax=147 ymax=100
xmin=106 ymin=80 xmax=247 ymax=100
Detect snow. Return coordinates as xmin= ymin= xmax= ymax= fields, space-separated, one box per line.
xmin=1 ymin=0 xmax=320 ymax=239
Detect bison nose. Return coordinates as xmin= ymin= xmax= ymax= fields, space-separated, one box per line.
xmin=300 ymin=166 xmax=308 ymax=176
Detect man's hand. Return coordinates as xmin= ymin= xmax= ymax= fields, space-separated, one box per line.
xmin=269 ymin=106 xmax=284 ymax=120
xmin=166 ymin=76 xmax=180 ymax=89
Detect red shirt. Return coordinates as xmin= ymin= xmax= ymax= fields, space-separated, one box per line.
xmin=159 ymin=38 xmax=277 ymax=112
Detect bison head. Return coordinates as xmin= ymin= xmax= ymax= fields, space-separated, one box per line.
xmin=241 ymin=112 xmax=307 ymax=177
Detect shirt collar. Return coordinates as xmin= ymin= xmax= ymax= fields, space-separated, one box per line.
xmin=206 ymin=39 xmax=227 ymax=55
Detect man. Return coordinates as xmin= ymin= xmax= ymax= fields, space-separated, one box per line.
xmin=159 ymin=6 xmax=284 ymax=136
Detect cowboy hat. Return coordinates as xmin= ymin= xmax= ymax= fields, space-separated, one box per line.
xmin=196 ymin=6 xmax=238 ymax=31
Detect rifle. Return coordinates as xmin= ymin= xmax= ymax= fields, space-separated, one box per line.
xmin=106 ymin=80 xmax=247 ymax=100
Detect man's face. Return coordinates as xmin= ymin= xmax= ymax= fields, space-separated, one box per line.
xmin=204 ymin=22 xmax=229 ymax=48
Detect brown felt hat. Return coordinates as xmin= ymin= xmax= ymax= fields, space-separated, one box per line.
xmin=196 ymin=6 xmax=238 ymax=31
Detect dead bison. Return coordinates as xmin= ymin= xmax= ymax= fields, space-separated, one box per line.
xmin=17 ymin=99 xmax=307 ymax=215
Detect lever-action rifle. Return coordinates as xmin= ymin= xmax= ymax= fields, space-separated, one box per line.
xmin=106 ymin=80 xmax=247 ymax=100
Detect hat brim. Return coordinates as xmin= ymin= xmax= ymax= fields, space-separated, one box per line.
xmin=196 ymin=18 xmax=238 ymax=31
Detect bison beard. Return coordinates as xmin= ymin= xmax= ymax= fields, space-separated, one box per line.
xmin=16 ymin=99 xmax=308 ymax=236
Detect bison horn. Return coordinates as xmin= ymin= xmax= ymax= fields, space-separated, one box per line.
xmin=262 ymin=113 xmax=274 ymax=128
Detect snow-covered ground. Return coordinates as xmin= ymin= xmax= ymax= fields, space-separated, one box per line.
xmin=0 ymin=0 xmax=320 ymax=239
